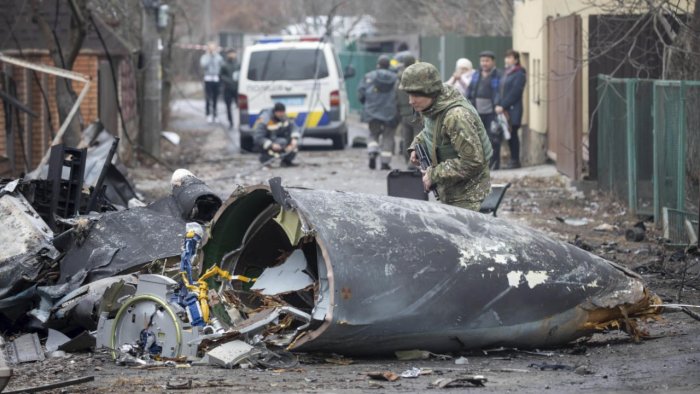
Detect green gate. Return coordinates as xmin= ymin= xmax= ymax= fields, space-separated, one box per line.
xmin=596 ymin=75 xmax=700 ymax=226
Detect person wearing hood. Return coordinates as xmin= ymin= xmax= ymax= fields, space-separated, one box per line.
xmin=401 ymin=62 xmax=492 ymax=211
xmin=445 ymin=58 xmax=474 ymax=97
xmin=495 ymin=49 xmax=526 ymax=169
xmin=358 ymin=55 xmax=399 ymax=170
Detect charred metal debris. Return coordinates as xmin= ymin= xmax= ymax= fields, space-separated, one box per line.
xmin=1 ymin=155 xmax=668 ymax=373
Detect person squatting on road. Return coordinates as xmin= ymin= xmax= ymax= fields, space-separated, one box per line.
xmin=220 ymin=49 xmax=240 ymax=130
xmin=466 ymin=50 xmax=502 ymax=169
xmin=358 ymin=55 xmax=399 ymax=170
xmin=495 ymin=49 xmax=527 ymax=169
xmin=401 ymin=62 xmax=492 ymax=211
xmin=253 ymin=102 xmax=300 ymax=167
xmin=200 ymin=42 xmax=224 ymax=123
xmin=395 ymin=54 xmax=423 ymax=168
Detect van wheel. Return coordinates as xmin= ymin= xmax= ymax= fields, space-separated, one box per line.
xmin=332 ymin=133 xmax=346 ymax=150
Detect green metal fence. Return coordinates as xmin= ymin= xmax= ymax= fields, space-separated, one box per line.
xmin=419 ymin=35 xmax=512 ymax=79
xmin=338 ymin=51 xmax=389 ymax=113
xmin=596 ymin=75 xmax=700 ymax=224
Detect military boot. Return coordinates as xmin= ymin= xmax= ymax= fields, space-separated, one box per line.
xmin=368 ymin=152 xmax=378 ymax=169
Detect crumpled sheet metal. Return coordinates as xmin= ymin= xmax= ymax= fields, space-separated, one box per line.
xmin=58 ymin=170 xmax=218 ymax=286
xmin=57 ymin=198 xmax=187 ymax=285
xmin=208 ymin=185 xmax=660 ymax=356
xmin=0 ymin=192 xmax=59 ymax=301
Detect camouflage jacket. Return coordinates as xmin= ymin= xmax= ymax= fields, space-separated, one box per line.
xmin=409 ymin=84 xmax=491 ymax=210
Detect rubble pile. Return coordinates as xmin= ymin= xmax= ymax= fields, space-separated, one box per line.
xmin=0 ymin=134 xmax=667 ymax=384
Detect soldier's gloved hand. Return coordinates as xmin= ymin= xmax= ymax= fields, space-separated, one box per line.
xmin=409 ymin=150 xmax=419 ymax=167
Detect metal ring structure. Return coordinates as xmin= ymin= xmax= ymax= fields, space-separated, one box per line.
xmin=109 ymin=294 xmax=182 ymax=360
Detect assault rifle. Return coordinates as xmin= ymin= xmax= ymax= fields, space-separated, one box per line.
xmin=415 ymin=143 xmax=439 ymax=199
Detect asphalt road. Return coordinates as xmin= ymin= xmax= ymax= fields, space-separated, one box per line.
xmin=6 ymin=97 xmax=696 ymax=393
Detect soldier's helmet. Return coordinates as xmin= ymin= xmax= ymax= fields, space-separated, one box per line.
xmin=398 ymin=62 xmax=442 ymax=96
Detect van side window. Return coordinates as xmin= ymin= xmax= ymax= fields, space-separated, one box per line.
xmin=248 ymin=49 xmax=329 ymax=81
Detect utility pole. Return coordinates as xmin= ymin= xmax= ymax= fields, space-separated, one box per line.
xmin=204 ymin=0 xmax=211 ymax=41
xmin=140 ymin=0 xmax=161 ymax=158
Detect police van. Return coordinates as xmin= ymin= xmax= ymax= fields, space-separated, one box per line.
xmin=237 ymin=36 xmax=354 ymax=151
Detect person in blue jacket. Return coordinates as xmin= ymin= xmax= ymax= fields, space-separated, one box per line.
xmin=466 ymin=51 xmax=501 ymax=169
xmin=496 ymin=49 xmax=527 ymax=169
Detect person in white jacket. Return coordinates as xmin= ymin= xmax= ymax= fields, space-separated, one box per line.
xmin=445 ymin=58 xmax=474 ymax=97
xmin=199 ymin=42 xmax=224 ymax=123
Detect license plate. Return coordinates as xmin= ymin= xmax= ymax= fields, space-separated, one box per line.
xmin=271 ymin=95 xmax=305 ymax=106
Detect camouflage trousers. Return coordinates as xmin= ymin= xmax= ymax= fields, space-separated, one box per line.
xmin=368 ymin=120 xmax=396 ymax=165
xmin=445 ymin=199 xmax=481 ymax=212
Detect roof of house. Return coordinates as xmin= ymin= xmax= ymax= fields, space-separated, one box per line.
xmin=0 ymin=0 xmax=137 ymax=57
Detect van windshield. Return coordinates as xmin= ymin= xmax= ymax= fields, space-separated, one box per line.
xmin=247 ymin=49 xmax=329 ymax=81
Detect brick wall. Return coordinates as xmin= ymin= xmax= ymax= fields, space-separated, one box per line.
xmin=0 ymin=54 xmax=99 ymax=176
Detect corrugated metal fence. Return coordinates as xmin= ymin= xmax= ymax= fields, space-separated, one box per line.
xmin=596 ymin=75 xmax=699 ymax=229
xmin=419 ymin=35 xmax=512 ymax=80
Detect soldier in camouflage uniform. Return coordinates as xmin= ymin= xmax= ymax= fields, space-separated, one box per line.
xmin=395 ymin=54 xmax=423 ymax=167
xmin=400 ymin=62 xmax=492 ymax=211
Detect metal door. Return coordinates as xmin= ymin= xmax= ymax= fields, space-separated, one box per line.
xmin=547 ymin=15 xmax=583 ymax=179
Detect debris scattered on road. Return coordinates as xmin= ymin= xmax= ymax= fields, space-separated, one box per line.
xmin=556 ymin=216 xmax=590 ymax=226
xmin=395 ymin=350 xmax=451 ymax=361
xmin=45 ymin=329 xmax=70 ymax=353
xmin=367 ymin=371 xmax=400 ymax=381
xmin=432 ymin=375 xmax=487 ymax=388
xmin=0 ymin=172 xmax=672 ymax=375
xmin=594 ymin=223 xmax=616 ymax=232
xmin=7 ymin=334 xmax=45 ymax=364
xmin=400 ymin=367 xmax=424 ymax=378
xmin=0 ymin=375 xmax=95 ymax=394
xmin=626 ymin=222 xmax=647 ymax=242
xmin=529 ymin=362 xmax=574 ymax=371
xmin=207 ymin=340 xmax=255 ymax=368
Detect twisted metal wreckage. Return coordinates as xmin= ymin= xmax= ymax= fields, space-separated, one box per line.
xmin=1 ymin=165 xmax=662 ymax=370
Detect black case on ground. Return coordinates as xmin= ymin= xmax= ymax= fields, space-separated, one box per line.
xmin=386 ymin=169 xmax=428 ymax=201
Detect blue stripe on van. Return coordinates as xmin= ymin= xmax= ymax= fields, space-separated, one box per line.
xmin=248 ymin=111 xmax=330 ymax=128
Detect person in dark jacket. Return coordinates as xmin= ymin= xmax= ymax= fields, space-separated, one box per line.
xmin=253 ymin=103 xmax=300 ymax=167
xmin=395 ymin=54 xmax=423 ymax=167
xmin=358 ymin=55 xmax=399 ymax=170
xmin=219 ymin=49 xmax=240 ymax=130
xmin=496 ymin=49 xmax=527 ymax=169
xmin=466 ymin=50 xmax=501 ymax=169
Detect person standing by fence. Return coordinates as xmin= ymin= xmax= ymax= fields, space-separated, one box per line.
xmin=467 ymin=50 xmax=501 ymax=169
xmin=496 ymin=49 xmax=526 ymax=169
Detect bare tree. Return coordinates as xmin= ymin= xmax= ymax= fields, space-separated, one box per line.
xmin=584 ymin=0 xmax=699 ymax=210
xmin=371 ymin=0 xmax=512 ymax=36
xmin=583 ymin=0 xmax=699 ymax=79
xmin=30 ymin=0 xmax=90 ymax=147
